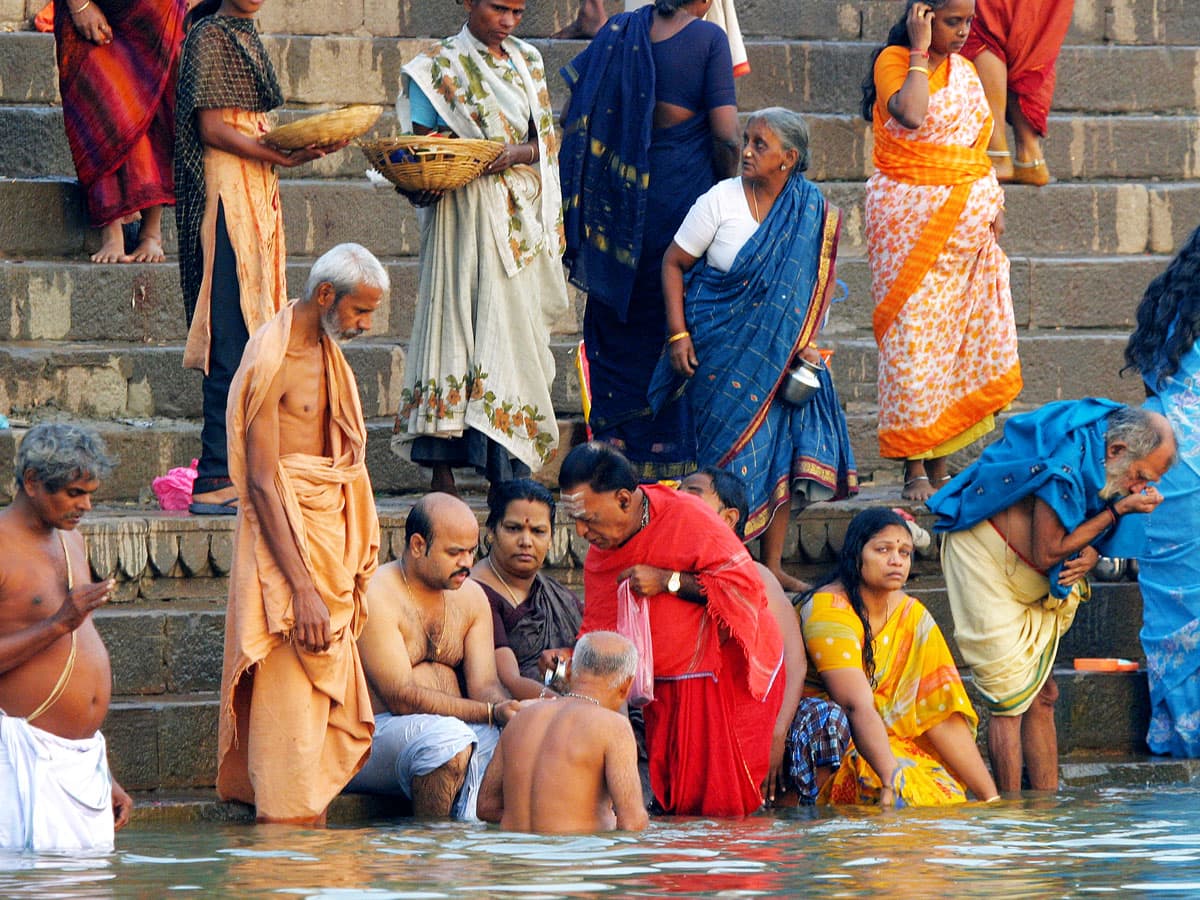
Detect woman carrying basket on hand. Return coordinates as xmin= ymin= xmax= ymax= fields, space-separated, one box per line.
xmin=391 ymin=0 xmax=570 ymax=495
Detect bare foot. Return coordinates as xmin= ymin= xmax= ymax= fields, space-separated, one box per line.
xmin=902 ymin=475 xmax=937 ymax=502
xmin=91 ymin=220 xmax=130 ymax=263
xmin=768 ymin=565 xmax=810 ymax=595
xmin=128 ymin=232 xmax=166 ymax=263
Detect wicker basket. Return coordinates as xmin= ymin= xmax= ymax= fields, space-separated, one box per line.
xmin=360 ymin=135 xmax=505 ymax=192
xmin=264 ymin=105 xmax=383 ymax=151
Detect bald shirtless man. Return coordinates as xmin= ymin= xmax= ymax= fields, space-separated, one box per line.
xmin=216 ymin=243 xmax=387 ymax=824
xmin=0 ymin=423 xmax=132 ymax=851
xmin=478 ymin=630 xmax=648 ymax=833
xmin=350 ymin=493 xmax=521 ymax=819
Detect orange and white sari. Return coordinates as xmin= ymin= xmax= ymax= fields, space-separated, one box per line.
xmin=866 ymin=47 xmax=1022 ymax=460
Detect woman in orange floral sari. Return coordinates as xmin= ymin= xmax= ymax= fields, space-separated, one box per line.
xmin=863 ymin=0 xmax=1021 ymax=501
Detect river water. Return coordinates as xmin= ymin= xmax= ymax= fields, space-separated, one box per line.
xmin=5 ymin=786 xmax=1200 ymax=898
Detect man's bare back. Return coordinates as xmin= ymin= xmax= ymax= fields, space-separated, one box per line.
xmin=0 ymin=498 xmax=112 ymax=740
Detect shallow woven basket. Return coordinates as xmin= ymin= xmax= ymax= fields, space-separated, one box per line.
xmin=360 ymin=135 xmax=505 ymax=192
xmin=264 ymin=105 xmax=383 ymax=151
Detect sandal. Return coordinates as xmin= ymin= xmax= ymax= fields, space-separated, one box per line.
xmin=1004 ymin=158 xmax=1052 ymax=187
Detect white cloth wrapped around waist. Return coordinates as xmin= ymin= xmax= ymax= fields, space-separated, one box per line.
xmin=0 ymin=714 xmax=113 ymax=852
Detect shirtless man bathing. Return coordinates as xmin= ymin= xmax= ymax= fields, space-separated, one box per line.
xmin=0 ymin=423 xmax=132 ymax=851
xmin=478 ymin=630 xmax=648 ymax=833
xmin=350 ymin=492 xmax=523 ymax=819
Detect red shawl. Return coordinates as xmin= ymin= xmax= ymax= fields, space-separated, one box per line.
xmin=960 ymin=0 xmax=1073 ymax=137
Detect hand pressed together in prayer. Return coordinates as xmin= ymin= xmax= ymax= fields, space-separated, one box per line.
xmin=482 ymin=141 xmax=537 ymax=175
xmin=1058 ymin=545 xmax=1099 ymax=586
xmin=70 ymin=2 xmax=113 ymax=45
xmin=291 ymin=583 xmax=333 ymax=652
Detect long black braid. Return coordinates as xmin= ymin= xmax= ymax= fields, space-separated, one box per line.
xmin=1124 ymin=224 xmax=1200 ymax=393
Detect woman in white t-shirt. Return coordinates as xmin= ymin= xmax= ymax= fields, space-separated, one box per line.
xmin=652 ymin=107 xmax=859 ymax=593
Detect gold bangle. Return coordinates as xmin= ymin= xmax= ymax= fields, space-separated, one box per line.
xmin=70 ymin=0 xmax=92 ymax=13
xmin=666 ymin=331 xmax=690 ymax=345
xmin=487 ymin=701 xmax=495 ymax=727
xmin=907 ymin=66 xmax=929 ymax=75
xmin=527 ymin=144 xmax=536 ymax=164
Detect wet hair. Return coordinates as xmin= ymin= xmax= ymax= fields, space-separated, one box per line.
xmin=804 ymin=507 xmax=911 ymax=686
xmin=185 ymin=0 xmax=222 ymax=30
xmin=558 ymin=442 xmax=638 ymax=494
xmin=17 ymin=423 xmax=114 ymax=494
xmin=573 ymin=631 xmax=638 ymax=685
xmin=696 ymin=466 xmax=750 ymax=539
xmin=746 ymin=108 xmax=811 ymax=174
xmin=405 ymin=496 xmax=436 ymax=548
xmin=486 ymin=478 xmax=555 ymax=530
xmin=305 ymin=243 xmax=390 ymax=304
xmin=1124 ymin=225 xmax=1200 ymax=391
xmin=860 ymin=0 xmax=954 ymax=121
xmin=1105 ymin=406 xmax=1171 ymax=464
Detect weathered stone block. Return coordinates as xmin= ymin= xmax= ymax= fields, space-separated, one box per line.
xmin=165 ymin=611 xmax=227 ymax=694
xmin=158 ymin=700 xmax=220 ymax=788
xmin=103 ymin=704 xmax=160 ymax=790
xmin=95 ymin=610 xmax=167 ymax=695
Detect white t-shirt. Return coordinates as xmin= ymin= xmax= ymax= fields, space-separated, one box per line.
xmin=672 ymin=177 xmax=760 ymax=272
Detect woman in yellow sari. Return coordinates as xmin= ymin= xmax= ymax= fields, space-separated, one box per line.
xmin=862 ymin=0 xmax=1022 ymax=501
xmin=799 ymin=508 xmax=999 ymax=806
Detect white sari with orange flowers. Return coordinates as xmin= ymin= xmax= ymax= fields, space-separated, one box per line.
xmin=866 ymin=47 xmax=1022 ymax=460
xmin=390 ymin=27 xmax=569 ymax=472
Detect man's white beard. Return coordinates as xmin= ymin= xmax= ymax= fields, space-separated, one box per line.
xmin=1098 ymin=455 xmax=1131 ymax=500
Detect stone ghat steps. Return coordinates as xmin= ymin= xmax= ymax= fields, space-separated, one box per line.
xmin=6 ymin=31 xmax=1200 ymax=117
xmin=120 ymin=753 xmax=1200 ymax=825
xmin=0 ymin=330 xmax=1142 ymax=424
xmin=0 ymin=251 xmax=1162 ymax=344
xmin=99 ymin=666 xmax=1159 ymax=792
xmin=1 ymin=0 xmax=1195 ymax=45
xmin=7 ymin=105 xmax=1200 ymax=186
xmin=4 ymin=176 xmax=1195 ymax=265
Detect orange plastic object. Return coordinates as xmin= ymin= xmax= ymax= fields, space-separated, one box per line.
xmin=1074 ymin=658 xmax=1139 ymax=672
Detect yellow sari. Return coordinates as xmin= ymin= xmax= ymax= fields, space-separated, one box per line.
xmin=801 ymin=590 xmax=978 ymax=806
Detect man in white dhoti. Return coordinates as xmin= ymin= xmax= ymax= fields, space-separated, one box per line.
xmin=0 ymin=423 xmax=132 ymax=852
xmin=390 ymin=0 xmax=570 ymax=495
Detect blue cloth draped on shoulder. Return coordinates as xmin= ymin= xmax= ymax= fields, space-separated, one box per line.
xmin=559 ymin=7 xmax=654 ymax=317
xmin=928 ymin=398 xmax=1145 ymax=599
xmin=647 ymin=174 xmax=858 ymax=538
xmin=1138 ymin=339 xmax=1200 ymax=756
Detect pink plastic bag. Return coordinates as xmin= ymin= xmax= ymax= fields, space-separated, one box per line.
xmin=616 ymin=578 xmax=655 ymax=707
xmin=152 ymin=459 xmax=198 ymax=511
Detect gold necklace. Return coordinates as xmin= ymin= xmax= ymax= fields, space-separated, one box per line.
xmin=488 ymin=556 xmax=523 ymax=607
xmin=750 ymin=182 xmax=761 ymax=222
xmin=564 ymin=691 xmax=600 ymax=706
xmin=400 ymin=559 xmax=447 ymax=657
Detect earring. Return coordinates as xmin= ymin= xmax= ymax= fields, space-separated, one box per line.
xmin=780 ymin=164 xmax=786 ymax=170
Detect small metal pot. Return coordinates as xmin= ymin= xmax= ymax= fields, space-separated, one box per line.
xmin=1092 ymin=556 xmax=1127 ymax=582
xmin=781 ymin=358 xmax=823 ymax=406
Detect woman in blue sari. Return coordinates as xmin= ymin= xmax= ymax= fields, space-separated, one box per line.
xmin=559 ymin=0 xmax=740 ymax=480
xmin=1126 ymin=225 xmax=1200 ymax=757
xmin=654 ymin=108 xmax=858 ymax=592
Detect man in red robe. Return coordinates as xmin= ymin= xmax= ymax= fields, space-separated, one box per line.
xmin=559 ymin=442 xmax=784 ymax=816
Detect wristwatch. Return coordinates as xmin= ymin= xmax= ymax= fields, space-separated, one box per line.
xmin=666 ymin=570 xmax=682 ymax=594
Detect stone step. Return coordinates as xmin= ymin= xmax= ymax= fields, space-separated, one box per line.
xmin=0 ymin=251 xmax=1160 ymax=344
xmin=1 ymin=0 xmax=1195 ymax=45
xmin=0 ymin=415 xmax=589 ymax=503
xmin=100 ymin=665 xmax=1155 ymax=791
xmin=5 ymin=31 xmax=1200 ymax=117
xmin=7 ymin=104 xmax=1199 ymax=185
xmin=0 ymin=329 xmax=1140 ymax=427
xmin=4 ymin=176 xmax=1193 ymax=265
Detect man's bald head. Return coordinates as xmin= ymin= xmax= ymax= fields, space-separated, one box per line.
xmin=405 ymin=492 xmax=481 ymax=590
xmin=573 ymin=631 xmax=637 ymax=685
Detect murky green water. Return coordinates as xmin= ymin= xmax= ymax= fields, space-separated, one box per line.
xmin=6 ymin=786 xmax=1200 ymax=898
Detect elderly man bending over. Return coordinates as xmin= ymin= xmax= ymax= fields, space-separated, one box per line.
xmin=929 ymin=400 xmax=1176 ymax=793
xmin=478 ymin=630 xmax=648 ymax=833
xmin=350 ymin=493 xmax=522 ymax=819
xmin=0 ymin=423 xmax=132 ymax=850
xmin=216 ymin=243 xmax=387 ymax=824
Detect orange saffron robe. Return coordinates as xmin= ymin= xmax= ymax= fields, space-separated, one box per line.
xmin=216 ymin=303 xmax=379 ymax=820
xmin=867 ymin=47 xmax=1022 ymax=460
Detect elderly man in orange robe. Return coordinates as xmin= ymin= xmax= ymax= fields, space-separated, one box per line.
xmin=559 ymin=442 xmax=785 ymax=817
xmin=216 ymin=243 xmax=388 ymax=824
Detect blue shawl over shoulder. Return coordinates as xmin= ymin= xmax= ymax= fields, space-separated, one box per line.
xmin=928 ymin=398 xmax=1145 ymax=597
xmin=559 ymin=8 xmax=655 ymax=316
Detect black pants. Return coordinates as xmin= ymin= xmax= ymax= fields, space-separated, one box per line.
xmin=195 ymin=202 xmax=250 ymax=493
